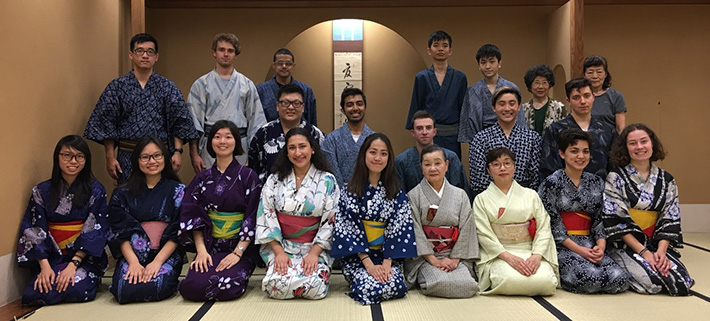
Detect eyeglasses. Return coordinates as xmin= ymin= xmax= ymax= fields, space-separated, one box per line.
xmin=59 ymin=153 xmax=86 ymax=162
xmin=278 ymin=100 xmax=304 ymax=108
xmin=532 ymin=80 xmax=549 ymax=87
xmin=133 ymin=48 xmax=157 ymax=56
xmin=489 ymin=161 xmax=514 ymax=169
xmin=275 ymin=61 xmax=293 ymax=67
xmin=138 ymin=153 xmax=164 ymax=162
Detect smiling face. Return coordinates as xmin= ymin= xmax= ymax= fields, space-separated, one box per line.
xmin=58 ymin=146 xmax=86 ymax=181
xmin=211 ymin=127 xmax=236 ymax=158
xmin=560 ymin=140 xmax=590 ymax=172
xmin=421 ymin=150 xmax=448 ymax=186
xmin=287 ymin=134 xmax=313 ymax=172
xmin=493 ymin=93 xmax=521 ymax=125
xmin=276 ymin=92 xmax=304 ymax=124
xmin=212 ymin=40 xmax=237 ymax=68
xmin=342 ymin=94 xmax=366 ymax=124
xmin=531 ymin=76 xmax=550 ymax=100
xmin=137 ymin=143 xmax=164 ymax=178
xmin=626 ymin=129 xmax=653 ymax=164
xmin=365 ymin=139 xmax=389 ymax=175
xmin=487 ymin=155 xmax=515 ymax=187
xmin=478 ymin=56 xmax=501 ymax=79
xmin=272 ymin=53 xmax=295 ymax=79
xmin=426 ymin=39 xmax=452 ymax=62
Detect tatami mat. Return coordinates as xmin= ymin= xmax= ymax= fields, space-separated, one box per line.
xmin=679 ymin=246 xmax=710 ymax=294
xmin=200 ymin=274 xmax=371 ymax=321
xmin=380 ymin=290 xmax=556 ymax=321
xmin=684 ymin=232 xmax=710 ymax=248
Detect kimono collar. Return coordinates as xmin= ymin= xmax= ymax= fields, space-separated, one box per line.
xmin=289 ymin=163 xmax=318 ymax=185
xmin=487 ymin=180 xmax=519 ymax=197
xmin=211 ymin=156 xmax=242 ymax=175
xmin=421 ymin=177 xmax=449 ymax=202
xmin=624 ymin=163 xmax=659 ymax=184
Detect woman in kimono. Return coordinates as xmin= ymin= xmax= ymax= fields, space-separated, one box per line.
xmin=603 ymin=124 xmax=693 ymax=295
xmin=538 ymin=129 xmax=629 ymax=294
xmin=108 ymin=137 xmax=184 ymax=304
xmin=474 ymin=147 xmax=559 ymax=295
xmin=17 ymin=135 xmax=109 ymax=306
xmin=521 ymin=64 xmax=567 ymax=136
xmin=256 ymin=127 xmax=338 ymax=300
xmin=333 ymin=133 xmax=417 ymax=305
xmin=405 ymin=145 xmax=479 ymax=298
xmin=179 ymin=120 xmax=261 ymax=301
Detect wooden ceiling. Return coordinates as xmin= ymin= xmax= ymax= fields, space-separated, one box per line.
xmin=145 ymin=0 xmax=710 ymax=8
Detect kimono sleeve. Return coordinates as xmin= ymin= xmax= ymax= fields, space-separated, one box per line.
xmin=244 ymin=80 xmax=267 ymax=144
xmin=382 ymin=190 xmax=417 ymax=259
xmin=451 ymin=188 xmax=478 ymax=260
xmin=527 ymin=132 xmax=542 ymax=189
xmin=165 ymin=80 xmax=199 ymax=142
xmin=468 ymin=134 xmax=488 ymax=196
xmin=537 ymin=177 xmax=569 ymax=245
xmin=72 ymin=181 xmax=110 ymax=259
xmin=472 ymin=192 xmax=506 ymax=264
xmin=162 ymin=183 xmax=185 ymax=244
xmin=312 ymin=174 xmax=339 ymax=251
xmin=405 ymin=73 xmax=425 ymax=130
xmin=540 ymin=126 xmax=563 ymax=179
xmin=186 ymin=78 xmax=208 ymax=136
xmin=332 ymin=189 xmax=369 ymax=258
xmin=239 ymin=169 xmax=262 ymax=242
xmin=107 ymin=188 xmax=142 ymax=258
xmin=530 ymin=192 xmax=555 ymax=262
xmin=83 ymin=80 xmax=121 ymax=143
xmin=17 ymin=185 xmax=54 ymax=265
xmin=602 ymin=171 xmax=640 ymax=243
xmin=248 ymin=128 xmax=266 ymax=182
xmin=321 ymin=134 xmax=344 ymax=185
xmin=457 ymin=87 xmax=475 ymax=143
xmin=179 ymin=172 xmax=209 ymax=247
xmin=408 ymin=188 xmax=435 ymax=257
xmin=654 ymin=175 xmax=682 ymax=247
xmin=255 ymin=174 xmax=283 ymax=244
xmin=303 ymin=86 xmax=318 ymax=127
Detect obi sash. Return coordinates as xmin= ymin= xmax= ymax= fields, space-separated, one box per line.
xmin=560 ymin=211 xmax=591 ymax=236
xmin=140 ymin=221 xmax=168 ymax=250
xmin=491 ymin=219 xmax=536 ymax=244
xmin=628 ymin=209 xmax=659 ymax=238
xmin=208 ymin=211 xmax=244 ymax=239
xmin=362 ymin=220 xmax=386 ymax=250
xmin=48 ymin=220 xmax=83 ymax=255
xmin=276 ymin=211 xmax=320 ymax=243
xmin=423 ymin=225 xmax=459 ymax=253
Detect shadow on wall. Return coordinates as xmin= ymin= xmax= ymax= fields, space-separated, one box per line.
xmin=260 ymin=19 xmax=427 ymax=155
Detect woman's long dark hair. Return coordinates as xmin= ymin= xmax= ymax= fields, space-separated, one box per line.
xmin=124 ymin=137 xmax=181 ymax=196
xmin=347 ymin=133 xmax=401 ymax=199
xmin=50 ymin=135 xmax=94 ymax=209
xmin=271 ymin=127 xmax=331 ymax=181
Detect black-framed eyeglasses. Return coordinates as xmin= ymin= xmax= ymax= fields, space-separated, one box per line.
xmin=138 ymin=153 xmax=164 ymax=162
xmin=133 ymin=48 xmax=157 ymax=56
xmin=278 ymin=100 xmax=304 ymax=108
xmin=59 ymin=153 xmax=86 ymax=162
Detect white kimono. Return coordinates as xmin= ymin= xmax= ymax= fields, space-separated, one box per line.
xmin=474 ymin=181 xmax=559 ymax=295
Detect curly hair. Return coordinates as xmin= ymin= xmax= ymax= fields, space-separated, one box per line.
xmin=523 ymin=64 xmax=555 ymax=92
xmin=609 ymin=123 xmax=666 ymax=167
xmin=271 ymin=127 xmax=331 ymax=181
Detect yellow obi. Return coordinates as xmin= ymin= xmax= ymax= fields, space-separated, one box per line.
xmin=362 ymin=220 xmax=386 ymax=250
xmin=48 ymin=220 xmax=84 ymax=255
xmin=208 ymin=211 xmax=244 ymax=239
xmin=491 ymin=221 xmax=532 ymax=244
xmin=628 ymin=208 xmax=659 ymax=238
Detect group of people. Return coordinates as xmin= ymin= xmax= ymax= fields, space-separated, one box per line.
xmin=16 ymin=30 xmax=693 ymax=308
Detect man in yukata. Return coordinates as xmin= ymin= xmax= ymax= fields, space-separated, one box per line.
xmin=396 ymin=110 xmax=471 ymax=201
xmin=406 ymin=30 xmax=467 ymax=159
xmin=84 ymin=33 xmax=198 ymax=184
xmin=186 ymin=33 xmax=267 ymax=171
xmin=248 ymin=84 xmax=324 ymax=183
xmin=256 ymin=48 xmax=318 ymax=126
xmin=541 ymin=77 xmax=617 ymax=179
xmin=322 ymin=88 xmax=375 ymax=186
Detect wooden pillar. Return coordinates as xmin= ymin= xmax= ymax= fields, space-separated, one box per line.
xmin=570 ymin=0 xmax=584 ymax=77
xmin=131 ymin=0 xmax=145 ymax=35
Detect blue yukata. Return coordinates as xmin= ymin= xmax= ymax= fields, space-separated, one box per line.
xmin=108 ymin=179 xmax=185 ymax=304
xmin=468 ymin=123 xmax=541 ymax=197
xmin=179 ymin=160 xmax=261 ymax=301
xmin=84 ymin=71 xmax=199 ymax=183
xmin=248 ymin=119 xmax=324 ymax=183
xmin=541 ymin=115 xmax=617 ymax=179
xmin=17 ymin=180 xmax=109 ymax=306
xmin=406 ymin=66 xmax=467 ymax=158
xmin=458 ymin=76 xmax=526 ymax=144
xmin=187 ymin=69 xmax=267 ymax=166
xmin=322 ymin=123 xmax=375 ymax=186
xmin=332 ymin=182 xmax=417 ymax=305
xmin=256 ymin=77 xmax=318 ymax=126
xmin=394 ymin=146 xmax=471 ymax=201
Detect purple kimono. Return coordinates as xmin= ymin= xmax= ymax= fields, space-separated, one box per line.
xmin=179 ymin=159 xmax=261 ymax=301
xmin=17 ymin=179 xmax=109 ymax=306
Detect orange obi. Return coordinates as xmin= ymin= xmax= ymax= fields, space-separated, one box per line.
xmin=277 ymin=211 xmax=320 ymax=243
xmin=628 ymin=209 xmax=659 ymax=238
xmin=560 ymin=211 xmax=591 ymax=236
xmin=140 ymin=221 xmax=168 ymax=250
xmin=48 ymin=220 xmax=83 ymax=255
xmin=422 ymin=226 xmax=459 ymax=253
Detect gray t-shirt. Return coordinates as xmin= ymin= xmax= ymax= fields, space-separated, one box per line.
xmin=591 ymin=87 xmax=626 ymax=129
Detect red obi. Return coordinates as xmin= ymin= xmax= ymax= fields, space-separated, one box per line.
xmin=277 ymin=211 xmax=320 ymax=243
xmin=48 ymin=220 xmax=84 ymax=255
xmin=560 ymin=211 xmax=591 ymax=236
xmin=422 ymin=226 xmax=459 ymax=253
xmin=140 ymin=221 xmax=168 ymax=250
